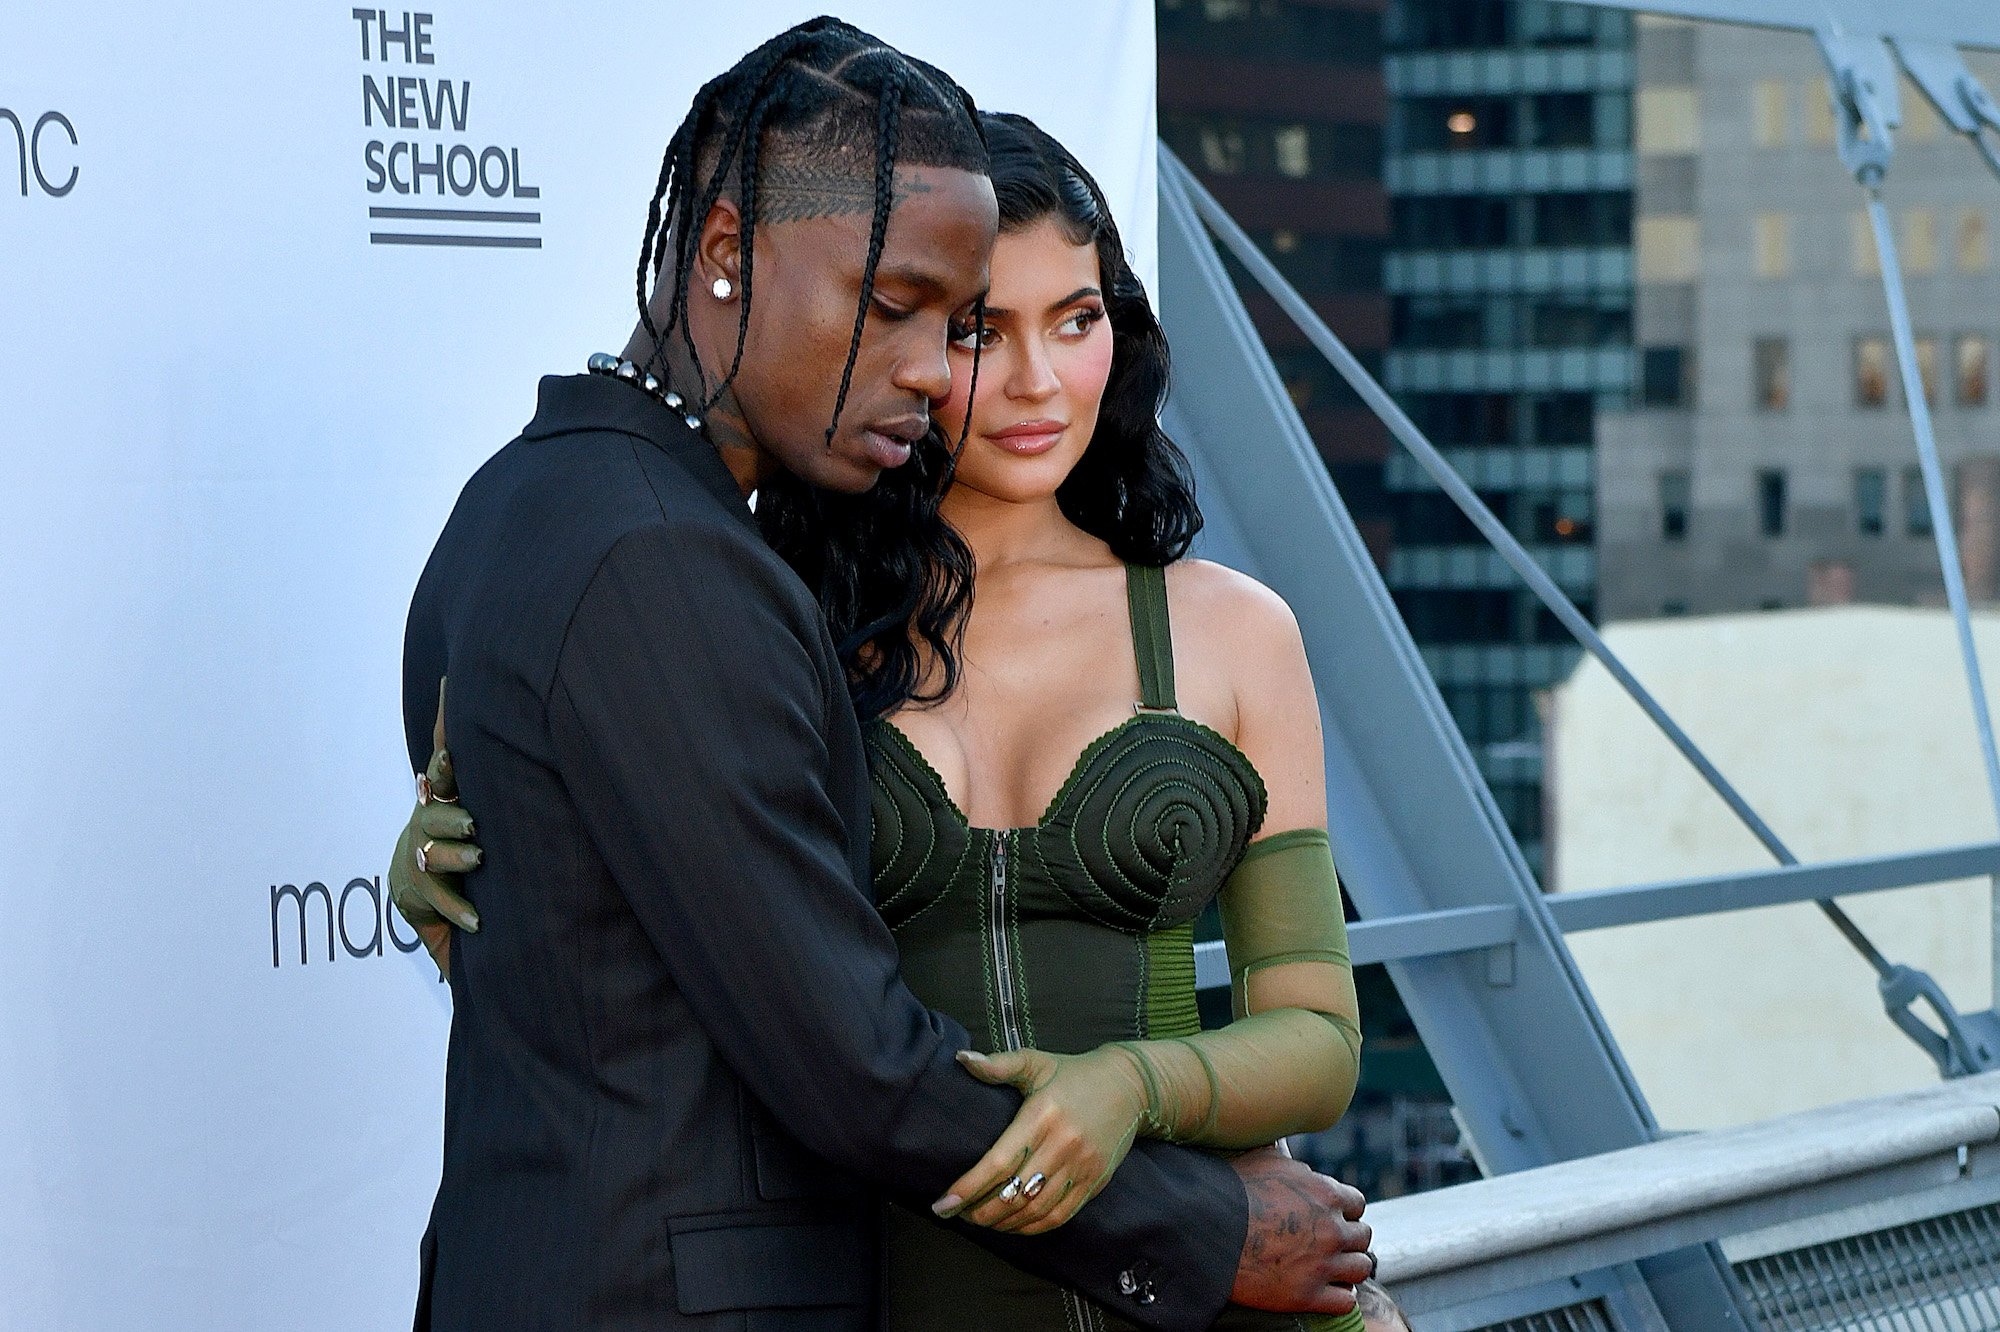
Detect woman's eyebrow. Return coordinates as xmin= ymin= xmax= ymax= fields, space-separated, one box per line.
xmin=982 ymin=286 xmax=1104 ymax=320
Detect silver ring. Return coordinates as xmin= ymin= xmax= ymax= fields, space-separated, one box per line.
xmin=1022 ymin=1172 xmax=1047 ymax=1200
xmin=998 ymin=1175 xmax=1024 ymax=1202
xmin=417 ymin=840 xmax=435 ymax=874
xmin=1365 ymin=1249 xmax=1379 ymax=1280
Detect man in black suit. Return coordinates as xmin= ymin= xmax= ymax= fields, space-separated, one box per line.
xmin=395 ymin=21 xmax=1372 ymax=1329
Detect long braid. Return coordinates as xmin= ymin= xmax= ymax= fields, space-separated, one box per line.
xmin=823 ymin=63 xmax=906 ymax=451
xmin=703 ymin=56 xmax=798 ymax=407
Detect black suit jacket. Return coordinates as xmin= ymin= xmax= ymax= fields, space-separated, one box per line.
xmin=402 ymin=374 xmax=1248 ymax=1330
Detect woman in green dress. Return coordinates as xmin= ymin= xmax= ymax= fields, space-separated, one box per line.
xmin=397 ymin=112 xmax=1365 ymax=1332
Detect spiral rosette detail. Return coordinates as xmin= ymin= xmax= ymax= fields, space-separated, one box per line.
xmin=1032 ymin=716 xmax=1267 ymax=933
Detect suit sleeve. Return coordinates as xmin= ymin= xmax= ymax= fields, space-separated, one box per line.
xmin=547 ymin=524 xmax=1246 ymax=1330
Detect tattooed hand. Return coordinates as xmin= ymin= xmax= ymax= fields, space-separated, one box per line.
xmin=1228 ymin=1145 xmax=1373 ymax=1316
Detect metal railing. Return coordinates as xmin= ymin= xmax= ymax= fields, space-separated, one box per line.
xmin=1369 ymin=1072 xmax=2000 ymax=1330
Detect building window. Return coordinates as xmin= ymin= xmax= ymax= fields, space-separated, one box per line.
xmin=1757 ymin=469 xmax=1788 ymax=537
xmin=1753 ymin=212 xmax=1792 ymax=279
xmin=1531 ymin=393 xmax=1594 ymax=444
xmin=1393 ymin=195 xmax=1513 ymax=248
xmin=1198 ymin=125 xmax=1246 ymax=174
xmin=1916 ymin=335 xmax=1940 ymax=405
xmin=1855 ymin=335 xmax=1891 ymax=407
xmin=1905 ymin=465 xmax=1934 ymax=536
xmin=1855 ymin=467 xmax=1886 ymax=536
xmin=1957 ymin=334 xmax=1992 ymax=407
xmin=1752 ymin=80 xmax=1791 ymax=146
xmin=1754 ymin=337 xmax=1791 ymax=411
xmin=1958 ymin=210 xmax=1991 ymax=273
xmin=1637 ymin=215 xmax=1700 ymax=282
xmin=1273 ymin=124 xmax=1312 ymax=178
xmin=1529 ymin=192 xmax=1631 ymax=247
xmin=1529 ymin=93 xmax=1597 ymax=148
xmin=1636 ymin=87 xmax=1700 ymax=154
xmin=1660 ymin=470 xmax=1691 ymax=541
xmin=1851 ymin=211 xmax=1882 ymax=276
xmin=1641 ymin=346 xmax=1689 ymax=407
xmin=1904 ymin=208 xmax=1940 ymax=274
xmin=1805 ymin=83 xmax=1836 ymax=146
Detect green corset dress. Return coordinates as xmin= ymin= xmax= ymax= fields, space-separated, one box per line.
xmin=867 ymin=562 xmax=1355 ymax=1332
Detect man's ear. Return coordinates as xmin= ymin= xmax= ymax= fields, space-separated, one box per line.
xmin=696 ymin=196 xmax=744 ymax=293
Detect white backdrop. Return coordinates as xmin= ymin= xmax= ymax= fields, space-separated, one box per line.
xmin=0 ymin=6 xmax=1156 ymax=1327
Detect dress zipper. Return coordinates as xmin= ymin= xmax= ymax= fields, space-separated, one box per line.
xmin=989 ymin=831 xmax=1024 ymax=1050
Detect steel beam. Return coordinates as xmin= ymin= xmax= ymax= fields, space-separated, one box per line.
xmin=1156 ymin=146 xmax=1754 ymax=1332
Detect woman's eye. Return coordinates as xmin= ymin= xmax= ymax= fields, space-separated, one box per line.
xmin=951 ymin=324 xmax=999 ymax=350
xmin=1059 ymin=308 xmax=1105 ymax=338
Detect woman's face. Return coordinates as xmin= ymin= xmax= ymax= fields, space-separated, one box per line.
xmin=938 ymin=217 xmax=1113 ymax=505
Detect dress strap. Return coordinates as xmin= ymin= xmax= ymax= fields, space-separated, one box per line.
xmin=1125 ymin=562 xmax=1179 ymax=713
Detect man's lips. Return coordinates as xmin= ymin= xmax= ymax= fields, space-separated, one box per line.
xmin=985 ymin=419 xmax=1067 ymax=456
xmin=859 ymin=415 xmax=926 ymax=469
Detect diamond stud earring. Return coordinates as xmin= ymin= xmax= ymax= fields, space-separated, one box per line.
xmin=711 ymin=277 xmax=734 ymax=301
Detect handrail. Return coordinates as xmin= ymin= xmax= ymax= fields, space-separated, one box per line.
xmin=1368 ymin=1071 xmax=2000 ymax=1316
xmin=1193 ymin=841 xmax=2000 ymax=986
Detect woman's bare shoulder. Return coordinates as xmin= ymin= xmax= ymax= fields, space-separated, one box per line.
xmin=1167 ymin=558 xmax=1302 ymax=648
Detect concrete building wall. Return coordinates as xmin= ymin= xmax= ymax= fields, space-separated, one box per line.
xmin=1599 ymin=21 xmax=2000 ymax=620
xmin=1547 ymin=606 xmax=1996 ymax=1130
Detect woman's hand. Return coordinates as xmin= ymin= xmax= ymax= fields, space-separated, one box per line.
xmin=931 ymin=1045 xmax=1149 ymax=1235
xmin=389 ymin=680 xmax=483 ymax=974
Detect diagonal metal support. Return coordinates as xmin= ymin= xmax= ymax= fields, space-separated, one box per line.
xmin=1157 ymin=143 xmax=1754 ymax=1332
xmin=1814 ymin=28 xmax=2000 ymax=1076
xmin=1157 ymin=145 xmax=1991 ymax=1079
xmin=1889 ymin=36 xmax=2000 ymax=182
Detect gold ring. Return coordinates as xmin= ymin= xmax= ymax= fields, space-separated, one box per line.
xmin=417 ymin=840 xmax=436 ymax=874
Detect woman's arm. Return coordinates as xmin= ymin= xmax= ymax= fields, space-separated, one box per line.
xmin=1132 ymin=563 xmax=1360 ymax=1144
xmin=944 ymin=571 xmax=1361 ymax=1229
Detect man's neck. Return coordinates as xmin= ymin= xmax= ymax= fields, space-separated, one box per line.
xmin=620 ymin=321 xmax=765 ymax=497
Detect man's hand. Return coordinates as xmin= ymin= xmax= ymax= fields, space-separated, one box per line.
xmin=1228 ymin=1145 xmax=1373 ymax=1316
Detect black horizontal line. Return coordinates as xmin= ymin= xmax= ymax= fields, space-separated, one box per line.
xmin=370 ymin=233 xmax=542 ymax=249
xmin=369 ymin=206 xmax=541 ymax=223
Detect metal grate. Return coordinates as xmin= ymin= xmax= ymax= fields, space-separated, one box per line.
xmin=1471 ymin=1300 xmax=1616 ymax=1332
xmin=1734 ymin=1202 xmax=2000 ymax=1330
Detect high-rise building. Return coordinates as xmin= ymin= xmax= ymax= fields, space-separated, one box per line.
xmin=1156 ymin=0 xmax=1394 ymax=559
xmin=1598 ymin=19 xmax=2000 ymax=619
xmin=1158 ymin=0 xmax=1482 ymax=1200
xmin=1382 ymin=0 xmax=1637 ymax=880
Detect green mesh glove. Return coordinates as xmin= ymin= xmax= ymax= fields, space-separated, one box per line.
xmin=1105 ymin=829 xmax=1363 ymax=1149
xmin=931 ymin=1045 xmax=1152 ymax=1235
xmin=388 ymin=680 xmax=482 ymax=972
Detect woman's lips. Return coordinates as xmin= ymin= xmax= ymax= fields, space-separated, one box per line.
xmin=985 ymin=420 xmax=1067 ymax=456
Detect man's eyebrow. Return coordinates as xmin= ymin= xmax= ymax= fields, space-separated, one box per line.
xmin=873 ymin=264 xmax=951 ymax=297
xmin=982 ymin=286 xmax=1104 ymax=320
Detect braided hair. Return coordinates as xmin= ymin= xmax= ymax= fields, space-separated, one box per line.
xmin=629 ymin=18 xmax=993 ymax=724
xmin=633 ymin=17 xmax=989 ymax=432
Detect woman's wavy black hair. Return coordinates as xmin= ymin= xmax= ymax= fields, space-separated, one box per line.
xmin=761 ymin=111 xmax=1202 ymax=722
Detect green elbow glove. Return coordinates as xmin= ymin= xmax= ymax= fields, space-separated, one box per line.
xmin=1113 ymin=828 xmax=1362 ymax=1148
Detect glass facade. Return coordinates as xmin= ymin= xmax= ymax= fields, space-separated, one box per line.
xmin=1384 ymin=0 xmax=1633 ymax=881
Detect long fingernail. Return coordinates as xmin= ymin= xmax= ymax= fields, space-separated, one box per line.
xmin=931 ymin=1194 xmax=963 ymax=1217
xmin=456 ymin=913 xmax=481 ymax=932
xmin=956 ymin=1050 xmax=985 ymax=1066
